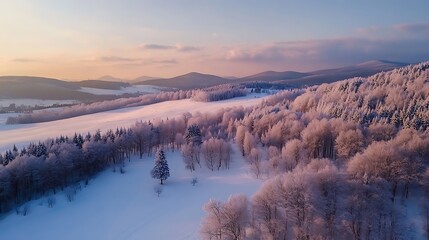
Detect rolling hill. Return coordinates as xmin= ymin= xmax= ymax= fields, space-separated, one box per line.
xmin=0 ymin=76 xmax=103 ymax=101
xmin=239 ymin=70 xmax=309 ymax=82
xmin=279 ymin=60 xmax=407 ymax=87
xmin=136 ymin=72 xmax=230 ymax=89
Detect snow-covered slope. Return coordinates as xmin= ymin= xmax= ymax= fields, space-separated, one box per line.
xmin=0 ymin=149 xmax=262 ymax=240
xmin=77 ymin=85 xmax=165 ymax=95
xmin=0 ymin=94 xmax=266 ymax=152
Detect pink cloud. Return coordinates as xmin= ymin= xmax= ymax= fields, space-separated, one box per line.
xmin=394 ymin=23 xmax=429 ymax=34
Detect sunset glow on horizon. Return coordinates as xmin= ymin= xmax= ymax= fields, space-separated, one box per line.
xmin=1 ymin=0 xmax=429 ymax=80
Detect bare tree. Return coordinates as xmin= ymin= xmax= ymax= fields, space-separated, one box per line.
xmin=248 ymin=148 xmax=263 ymax=179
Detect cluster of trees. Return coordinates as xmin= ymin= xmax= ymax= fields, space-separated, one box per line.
xmin=201 ymin=158 xmax=427 ymax=239
xmin=0 ymin=129 xmax=134 ymax=212
xmin=200 ymin=61 xmax=429 ymax=239
xmin=0 ymin=102 xmax=75 ymax=113
xmin=294 ymin=61 xmax=429 ymax=130
xmin=0 ymin=115 xmax=192 ymax=213
xmin=192 ymin=85 xmax=247 ymax=102
xmin=181 ymin=124 xmax=232 ymax=172
xmin=201 ymin=138 xmax=231 ymax=171
xmin=0 ymin=112 xmax=237 ymax=213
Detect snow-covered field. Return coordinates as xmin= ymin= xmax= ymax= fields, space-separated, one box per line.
xmin=78 ymin=85 xmax=166 ymax=95
xmin=0 ymin=149 xmax=262 ymax=240
xmin=0 ymin=94 xmax=266 ymax=152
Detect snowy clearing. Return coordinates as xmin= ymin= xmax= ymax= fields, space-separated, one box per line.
xmin=0 ymin=149 xmax=262 ymax=240
xmin=78 ymin=85 xmax=166 ymax=95
xmin=0 ymin=93 xmax=266 ymax=152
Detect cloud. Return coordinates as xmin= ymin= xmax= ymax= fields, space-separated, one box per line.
xmin=176 ymin=45 xmax=201 ymax=52
xmin=394 ymin=23 xmax=429 ymax=34
xmin=140 ymin=44 xmax=175 ymax=50
xmin=356 ymin=26 xmax=382 ymax=36
xmin=225 ymin=37 xmax=429 ymax=67
xmin=12 ymin=58 xmax=41 ymax=63
xmin=226 ymin=46 xmax=290 ymax=62
xmin=154 ymin=59 xmax=178 ymax=64
xmin=139 ymin=43 xmax=201 ymax=52
xmin=115 ymin=58 xmax=179 ymax=67
xmin=99 ymin=56 xmax=137 ymax=62
xmin=83 ymin=55 xmax=178 ymax=66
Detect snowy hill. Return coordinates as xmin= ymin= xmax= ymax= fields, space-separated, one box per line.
xmin=240 ymin=70 xmax=309 ymax=82
xmin=0 ymin=76 xmax=102 ymax=101
xmin=135 ymin=72 xmax=230 ymax=90
xmin=278 ymin=60 xmax=407 ymax=87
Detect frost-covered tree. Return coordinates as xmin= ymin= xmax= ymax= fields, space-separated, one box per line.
xmin=335 ymin=129 xmax=363 ymax=161
xmin=151 ymin=149 xmax=170 ymax=185
xmin=182 ymin=125 xmax=203 ymax=171
xmin=181 ymin=144 xmax=200 ymax=172
xmin=201 ymin=194 xmax=249 ymax=240
xmin=201 ymin=138 xmax=231 ymax=171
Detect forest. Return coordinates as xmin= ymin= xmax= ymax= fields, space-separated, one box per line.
xmin=1 ymin=62 xmax=429 ymax=239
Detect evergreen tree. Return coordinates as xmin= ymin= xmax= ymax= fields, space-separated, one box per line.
xmin=20 ymin=147 xmax=27 ymax=157
xmin=12 ymin=145 xmax=18 ymax=157
xmin=3 ymin=150 xmax=14 ymax=166
xmin=94 ymin=129 xmax=102 ymax=142
xmin=151 ymin=149 xmax=170 ymax=184
xmin=185 ymin=124 xmax=202 ymax=146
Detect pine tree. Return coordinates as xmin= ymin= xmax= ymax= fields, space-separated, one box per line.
xmin=94 ymin=129 xmax=102 ymax=142
xmin=185 ymin=125 xmax=202 ymax=146
xmin=151 ymin=149 xmax=170 ymax=184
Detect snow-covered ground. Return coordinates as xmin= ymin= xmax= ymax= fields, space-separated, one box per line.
xmin=0 ymin=149 xmax=262 ymax=240
xmin=0 ymin=94 xmax=267 ymax=152
xmin=78 ymin=85 xmax=166 ymax=95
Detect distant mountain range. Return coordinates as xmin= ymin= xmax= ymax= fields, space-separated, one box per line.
xmin=0 ymin=60 xmax=409 ymax=100
xmin=133 ymin=60 xmax=407 ymax=89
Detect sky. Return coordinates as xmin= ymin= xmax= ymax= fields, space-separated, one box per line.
xmin=0 ymin=0 xmax=429 ymax=80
